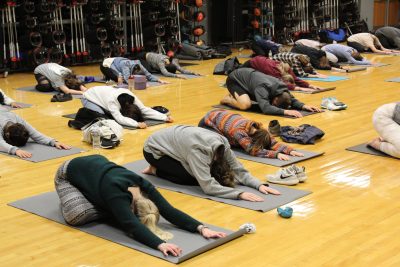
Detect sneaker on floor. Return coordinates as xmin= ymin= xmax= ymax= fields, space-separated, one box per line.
xmin=321 ymin=97 xmax=346 ymax=111
xmin=266 ymin=168 xmax=299 ymax=185
xmin=51 ymin=93 xmax=72 ymax=102
xmin=286 ymin=164 xmax=307 ymax=182
xmin=328 ymin=97 xmax=347 ymax=108
xmin=268 ymin=120 xmax=281 ymax=137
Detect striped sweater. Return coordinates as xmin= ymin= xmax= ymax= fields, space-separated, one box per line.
xmin=201 ymin=109 xmax=293 ymax=158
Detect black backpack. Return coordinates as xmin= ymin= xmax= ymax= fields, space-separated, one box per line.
xmin=213 ymin=57 xmax=241 ymax=75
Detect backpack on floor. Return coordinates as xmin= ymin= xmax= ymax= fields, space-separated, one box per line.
xmin=213 ymin=57 xmax=241 ymax=75
xmin=82 ymin=118 xmax=123 ymax=149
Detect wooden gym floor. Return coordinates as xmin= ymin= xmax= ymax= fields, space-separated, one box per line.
xmin=1 ymin=50 xmax=399 ymax=267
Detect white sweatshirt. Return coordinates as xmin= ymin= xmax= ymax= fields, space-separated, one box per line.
xmin=83 ymin=86 xmax=167 ymax=127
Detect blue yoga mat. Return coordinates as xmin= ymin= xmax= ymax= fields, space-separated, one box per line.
xmin=301 ymin=76 xmax=349 ymax=82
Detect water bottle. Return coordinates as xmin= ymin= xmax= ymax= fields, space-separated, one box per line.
xmin=128 ymin=75 xmax=135 ymax=91
xmin=91 ymin=125 xmax=101 ymax=151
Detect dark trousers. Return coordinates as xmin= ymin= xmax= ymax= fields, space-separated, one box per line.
xmin=226 ymin=76 xmax=249 ymax=97
xmin=376 ymin=34 xmax=394 ymax=49
xmin=143 ymin=150 xmax=199 ymax=186
xmin=100 ymin=64 xmax=119 ymax=82
xmin=347 ymin=41 xmax=370 ymax=52
xmin=251 ymin=42 xmax=268 ymax=57
xmin=34 ymin=73 xmax=55 ymax=92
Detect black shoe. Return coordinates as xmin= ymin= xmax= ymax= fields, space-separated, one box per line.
xmin=268 ymin=120 xmax=281 ymax=137
xmin=51 ymin=93 xmax=72 ymax=102
xmin=152 ymin=106 xmax=169 ymax=114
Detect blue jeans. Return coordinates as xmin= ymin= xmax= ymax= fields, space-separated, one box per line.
xmin=81 ymin=98 xmax=105 ymax=114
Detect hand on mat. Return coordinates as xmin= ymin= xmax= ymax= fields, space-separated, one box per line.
xmin=277 ymin=153 xmax=290 ymax=161
xmin=259 ymin=185 xmax=281 ymax=195
xmin=201 ymin=228 xmax=227 ymax=239
xmin=166 ymin=116 xmax=174 ymax=123
xmin=176 ymin=74 xmax=188 ymax=80
xmin=239 ymin=192 xmax=264 ymax=202
xmin=303 ymin=105 xmax=322 ymax=113
xmin=55 ymin=142 xmax=71 ymax=150
xmin=10 ymin=102 xmax=22 ymax=108
xmin=308 ymin=85 xmax=322 ymax=90
xmin=284 ymin=110 xmax=303 ymax=118
xmin=16 ymin=149 xmax=32 ymax=158
xmin=158 ymin=243 xmax=182 ymax=257
xmin=158 ymin=80 xmax=170 ymax=84
xmin=290 ymin=151 xmax=304 ymax=157
xmin=117 ymin=76 xmax=124 ymax=85
xmin=137 ymin=122 xmax=147 ymax=129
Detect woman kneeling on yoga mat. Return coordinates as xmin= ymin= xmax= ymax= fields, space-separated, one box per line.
xmin=142 ymin=125 xmax=280 ymax=201
xmin=368 ymin=102 xmax=400 ymax=158
xmin=198 ymin=109 xmax=304 ymax=161
xmin=0 ymin=112 xmax=70 ymax=158
xmin=55 ymin=155 xmax=226 ymax=256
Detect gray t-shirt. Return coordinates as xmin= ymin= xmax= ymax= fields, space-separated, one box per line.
xmin=34 ymin=63 xmax=72 ymax=89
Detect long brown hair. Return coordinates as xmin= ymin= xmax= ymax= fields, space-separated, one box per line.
xmin=249 ymin=123 xmax=272 ymax=151
xmin=210 ymin=145 xmax=235 ymax=187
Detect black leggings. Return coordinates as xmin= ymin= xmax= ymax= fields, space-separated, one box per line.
xmin=143 ymin=150 xmax=199 ymax=186
xmin=226 ymin=76 xmax=248 ymax=97
xmin=34 ymin=74 xmax=55 ymax=92
xmin=100 ymin=64 xmax=119 ymax=82
xmin=347 ymin=41 xmax=370 ymax=52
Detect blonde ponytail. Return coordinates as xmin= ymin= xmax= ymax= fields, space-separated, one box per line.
xmin=135 ymin=198 xmax=173 ymax=241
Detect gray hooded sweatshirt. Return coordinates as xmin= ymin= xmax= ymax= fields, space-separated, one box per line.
xmin=143 ymin=125 xmax=263 ymax=199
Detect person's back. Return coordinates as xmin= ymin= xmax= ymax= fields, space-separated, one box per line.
xmin=291 ymin=46 xmax=327 ymax=69
xmin=34 ymin=63 xmax=71 ymax=89
xmin=144 ymin=125 xmax=227 ymax=163
xmin=228 ymin=68 xmax=286 ymax=97
xmin=375 ymin=26 xmax=400 ymax=48
xmin=294 ymin=39 xmax=322 ymax=49
xmin=249 ymin=56 xmax=282 ymax=78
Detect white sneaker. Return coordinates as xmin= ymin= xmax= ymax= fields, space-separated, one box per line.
xmin=286 ymin=164 xmax=307 ymax=182
xmin=321 ymin=97 xmax=346 ymax=111
xmin=328 ymin=97 xmax=347 ymax=109
xmin=266 ymin=168 xmax=299 ymax=185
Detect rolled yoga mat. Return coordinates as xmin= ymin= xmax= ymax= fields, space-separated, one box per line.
xmin=8 ymin=191 xmax=247 ymax=264
xmin=385 ymin=77 xmax=400 ymax=83
xmin=293 ymin=87 xmax=336 ymax=94
xmin=123 ymin=159 xmax=312 ymax=212
xmin=233 ymin=148 xmax=324 ymax=167
xmin=0 ymin=143 xmax=85 ymax=162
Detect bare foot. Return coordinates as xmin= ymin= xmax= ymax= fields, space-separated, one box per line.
xmin=368 ymin=137 xmax=382 ymax=150
xmin=142 ymin=165 xmax=156 ymax=175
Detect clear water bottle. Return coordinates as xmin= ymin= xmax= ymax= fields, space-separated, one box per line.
xmin=91 ymin=126 xmax=101 ymax=151
xmin=128 ymin=75 xmax=135 ymax=91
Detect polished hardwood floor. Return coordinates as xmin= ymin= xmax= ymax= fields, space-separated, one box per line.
xmin=1 ymin=50 xmax=399 ymax=267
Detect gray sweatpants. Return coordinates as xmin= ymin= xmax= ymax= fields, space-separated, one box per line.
xmin=54 ymin=160 xmax=106 ymax=225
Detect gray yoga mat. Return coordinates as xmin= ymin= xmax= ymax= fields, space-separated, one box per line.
xmin=8 ymin=191 xmax=246 ymax=264
xmin=16 ymin=86 xmax=83 ymax=99
xmin=62 ymin=114 xmax=166 ymax=129
xmin=123 ymin=160 xmax=312 ymax=212
xmin=293 ymin=87 xmax=335 ymax=94
xmin=233 ymin=149 xmax=324 ymax=167
xmin=238 ymin=54 xmax=252 ymax=59
xmin=0 ymin=102 xmax=32 ymax=111
xmin=0 ymin=143 xmax=85 ymax=162
xmin=385 ymin=77 xmax=400 ymax=83
xmin=346 ymin=143 xmax=394 ymax=158
xmin=361 ymin=51 xmax=400 ymax=56
xmin=211 ymin=104 xmax=323 ymax=119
